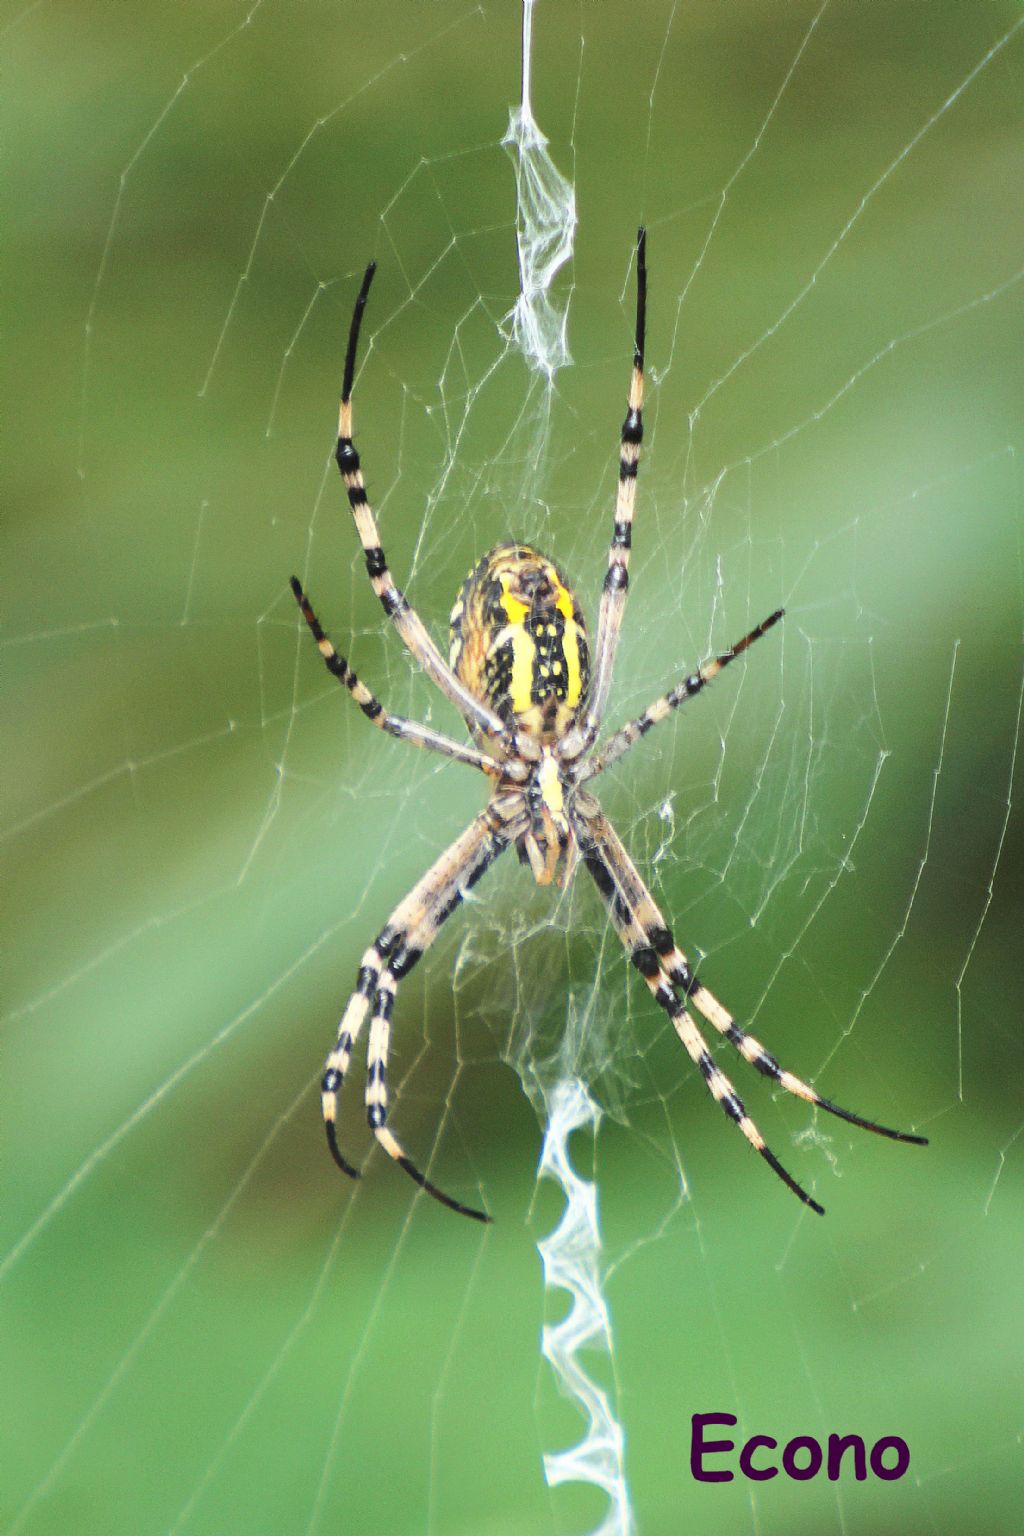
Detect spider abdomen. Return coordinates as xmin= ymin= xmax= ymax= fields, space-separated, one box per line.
xmin=449 ymin=542 xmax=590 ymax=740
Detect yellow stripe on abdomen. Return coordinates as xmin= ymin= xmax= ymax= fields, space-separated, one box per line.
xmin=561 ymin=617 xmax=584 ymax=708
xmin=507 ymin=621 xmax=537 ymax=717
xmin=449 ymin=543 xmax=590 ymax=738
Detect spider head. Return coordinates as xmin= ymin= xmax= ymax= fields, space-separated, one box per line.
xmin=517 ymin=748 xmax=574 ymax=886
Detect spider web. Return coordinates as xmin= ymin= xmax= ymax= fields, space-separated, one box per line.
xmin=4 ymin=2 xmax=1023 ymax=1534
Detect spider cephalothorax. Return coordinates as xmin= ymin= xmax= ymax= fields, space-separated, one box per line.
xmin=291 ymin=231 xmax=926 ymax=1222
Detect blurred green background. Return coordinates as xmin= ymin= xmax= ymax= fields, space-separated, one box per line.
xmin=4 ymin=2 xmax=1023 ymax=1533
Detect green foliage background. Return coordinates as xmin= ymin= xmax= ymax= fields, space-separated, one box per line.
xmin=5 ymin=3 xmax=1022 ymax=1534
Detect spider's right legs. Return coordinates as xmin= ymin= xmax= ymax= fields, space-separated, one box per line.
xmin=320 ymin=807 xmax=509 ymax=1220
xmin=290 ymin=576 xmax=504 ymax=778
xmin=334 ymin=263 xmax=509 ymax=749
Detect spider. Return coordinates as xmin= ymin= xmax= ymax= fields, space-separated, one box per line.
xmin=291 ymin=230 xmax=926 ymax=1223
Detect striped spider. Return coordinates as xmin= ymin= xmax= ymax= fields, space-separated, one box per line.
xmin=292 ymin=231 xmax=926 ymax=1222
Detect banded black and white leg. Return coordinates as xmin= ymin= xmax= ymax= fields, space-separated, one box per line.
xmin=573 ymin=806 xmax=828 ymax=1212
xmin=665 ymin=956 xmax=928 ymax=1147
xmin=578 ymin=809 xmax=926 ymax=1205
xmin=577 ymin=607 xmax=785 ymax=785
xmin=334 ymin=263 xmax=521 ymax=755
xmin=320 ymin=808 xmax=509 ymax=1220
xmin=560 ymin=227 xmax=647 ymax=761
xmin=290 ymin=575 xmax=511 ymax=778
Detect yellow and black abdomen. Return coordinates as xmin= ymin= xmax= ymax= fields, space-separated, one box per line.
xmin=449 ymin=543 xmax=590 ymax=741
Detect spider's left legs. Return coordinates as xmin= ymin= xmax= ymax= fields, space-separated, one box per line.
xmin=560 ymin=228 xmax=647 ymax=761
xmin=572 ymin=807 xmax=825 ymax=1212
xmin=577 ymin=607 xmax=785 ymax=784
xmin=588 ymin=810 xmax=927 ymax=1148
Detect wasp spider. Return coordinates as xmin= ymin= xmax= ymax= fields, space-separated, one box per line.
xmin=292 ymin=231 xmax=926 ymax=1222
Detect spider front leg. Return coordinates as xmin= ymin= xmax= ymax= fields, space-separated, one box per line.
xmin=573 ymin=807 xmax=826 ymax=1212
xmin=320 ymin=808 xmax=509 ymax=1221
xmin=589 ymin=812 xmax=927 ymax=1148
xmin=574 ymin=806 xmax=926 ymax=1214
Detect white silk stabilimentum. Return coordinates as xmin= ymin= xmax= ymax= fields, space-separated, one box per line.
xmin=538 ymin=1077 xmax=634 ymax=1536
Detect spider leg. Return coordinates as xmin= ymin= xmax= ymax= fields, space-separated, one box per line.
xmin=663 ymin=957 xmax=927 ymax=1144
xmin=577 ymin=608 xmax=785 ymax=784
xmin=590 ymin=809 xmax=928 ymax=1147
xmin=320 ymin=808 xmax=508 ymax=1220
xmin=334 ymin=263 xmax=510 ymax=749
xmin=560 ymin=228 xmax=647 ymax=762
xmin=290 ymin=577 xmax=502 ymax=777
xmin=573 ymin=807 xmax=825 ymax=1213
